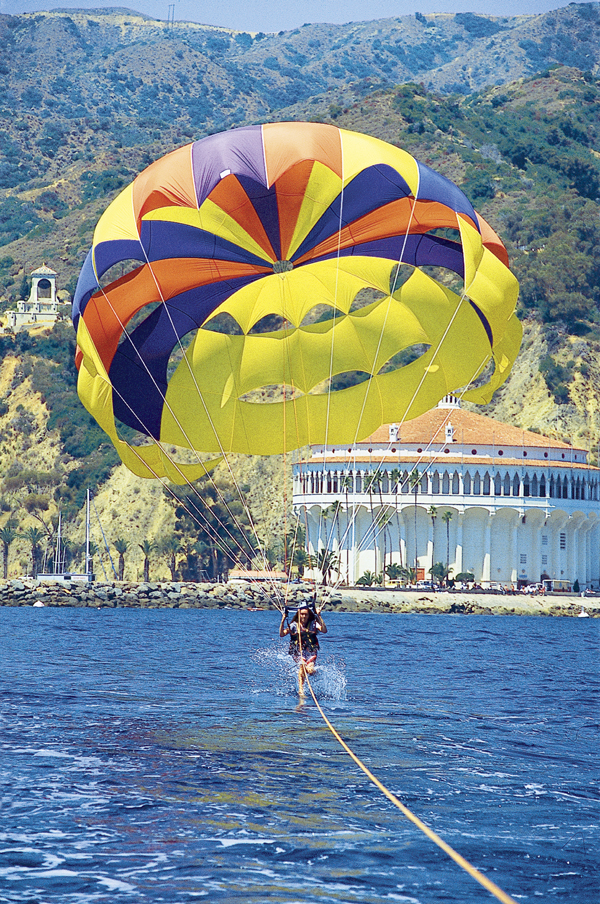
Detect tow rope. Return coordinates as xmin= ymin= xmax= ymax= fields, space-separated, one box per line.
xmin=302 ymin=674 xmax=519 ymax=904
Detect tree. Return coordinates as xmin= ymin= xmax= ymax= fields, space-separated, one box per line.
xmin=114 ymin=537 xmax=128 ymax=581
xmin=379 ymin=508 xmax=393 ymax=586
xmin=316 ymin=548 xmax=339 ymax=586
xmin=389 ymin=467 xmax=404 ymax=570
xmin=292 ymin=547 xmax=310 ymax=579
xmin=0 ymin=523 xmax=18 ymax=579
xmin=170 ymin=481 xmax=255 ymax=581
xmin=408 ymin=470 xmax=421 ymax=581
xmin=21 ymin=525 xmax=45 ymax=577
xmin=340 ymin=472 xmax=354 ymax=583
xmin=442 ymin=511 xmax=454 ymax=584
xmin=138 ymin=539 xmax=156 ymax=582
xmin=385 ymin=562 xmax=404 ymax=583
xmin=428 ymin=505 xmax=438 ymax=574
xmin=357 ymin=569 xmax=377 ymax=586
xmin=160 ymin=535 xmax=181 ymax=582
xmin=429 ymin=562 xmax=452 ymax=583
xmin=364 ymin=473 xmax=382 ymax=575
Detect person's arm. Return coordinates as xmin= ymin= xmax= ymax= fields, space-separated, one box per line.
xmin=279 ymin=612 xmax=290 ymax=637
xmin=315 ymin=608 xmax=327 ymax=634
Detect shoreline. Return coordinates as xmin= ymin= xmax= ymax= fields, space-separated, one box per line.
xmin=0 ymin=579 xmax=598 ymax=617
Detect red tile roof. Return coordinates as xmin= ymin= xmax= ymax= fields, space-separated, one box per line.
xmin=361 ymin=407 xmax=580 ymax=451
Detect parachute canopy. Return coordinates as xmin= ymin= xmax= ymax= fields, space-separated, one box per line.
xmin=73 ymin=122 xmax=520 ymax=483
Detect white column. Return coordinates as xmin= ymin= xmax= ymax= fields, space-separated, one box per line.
xmin=455 ymin=513 xmax=463 ymax=575
xmin=482 ymin=514 xmax=492 ymax=582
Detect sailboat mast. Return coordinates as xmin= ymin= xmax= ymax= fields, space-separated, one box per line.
xmin=85 ymin=489 xmax=91 ymax=579
xmin=55 ymin=511 xmax=62 ymax=574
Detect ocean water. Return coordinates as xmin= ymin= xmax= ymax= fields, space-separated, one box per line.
xmin=0 ymin=607 xmax=598 ymax=904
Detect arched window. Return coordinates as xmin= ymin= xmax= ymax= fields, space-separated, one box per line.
xmin=503 ymin=473 xmax=511 ymax=496
xmin=452 ymin=472 xmax=459 ymax=494
xmin=355 ymin=472 xmax=362 ymax=493
xmin=523 ymin=473 xmax=530 ymax=497
xmin=473 ymin=472 xmax=481 ymax=495
xmin=432 ymin=471 xmax=439 ymax=494
xmin=421 ymin=473 xmax=428 ymax=494
xmin=464 ymin=472 xmax=471 ymax=494
xmin=332 ymin=471 xmax=339 ymax=493
xmin=549 ymin=476 xmax=555 ymax=498
xmin=540 ymin=476 xmax=546 ymax=497
xmin=37 ymin=277 xmax=52 ymax=298
xmin=442 ymin=471 xmax=450 ymax=494
xmin=512 ymin=474 xmax=520 ymax=496
xmin=531 ymin=474 xmax=538 ymax=496
xmin=482 ymin=472 xmax=490 ymax=495
xmin=382 ymin=471 xmax=389 ymax=493
xmin=494 ymin=473 xmax=502 ymax=495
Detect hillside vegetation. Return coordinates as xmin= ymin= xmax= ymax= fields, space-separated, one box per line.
xmin=0 ymin=7 xmax=599 ymax=579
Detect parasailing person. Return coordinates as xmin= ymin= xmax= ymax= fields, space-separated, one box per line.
xmin=279 ymin=601 xmax=327 ymax=696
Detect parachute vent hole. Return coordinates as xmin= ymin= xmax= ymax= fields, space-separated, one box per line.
xmin=167 ymin=330 xmax=197 ymax=381
xmin=238 ymin=384 xmax=305 ymax=404
xmin=202 ymin=312 xmax=244 ymax=336
xmin=311 ymin=371 xmax=372 ymax=395
xmin=300 ymin=304 xmax=345 ymax=328
xmin=460 ymin=357 xmax=495 ymax=392
xmin=116 ymin=301 xmax=162 ymax=350
xmin=98 ymin=259 xmax=143 ymax=292
xmin=420 ymin=265 xmax=464 ymax=295
xmin=247 ymin=314 xmax=290 ymax=336
xmin=426 ymin=227 xmax=462 ymax=243
xmin=389 ymin=264 xmax=413 ymax=295
xmin=273 ymin=260 xmax=293 ymax=273
xmin=349 ymin=287 xmax=387 ymax=314
xmin=377 ymin=344 xmax=431 ymax=375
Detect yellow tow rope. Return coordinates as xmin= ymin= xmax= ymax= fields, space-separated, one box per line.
xmin=303 ymin=671 xmax=519 ymax=904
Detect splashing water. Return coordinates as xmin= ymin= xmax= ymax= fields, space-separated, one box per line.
xmin=252 ymin=645 xmax=347 ymax=701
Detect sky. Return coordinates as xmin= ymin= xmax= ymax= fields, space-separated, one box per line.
xmin=1 ymin=0 xmax=596 ymax=33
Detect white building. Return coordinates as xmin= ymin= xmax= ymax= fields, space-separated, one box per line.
xmin=5 ymin=265 xmax=68 ymax=331
xmin=293 ymin=397 xmax=600 ymax=589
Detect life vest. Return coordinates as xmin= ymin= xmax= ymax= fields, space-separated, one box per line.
xmin=288 ymin=621 xmax=320 ymax=657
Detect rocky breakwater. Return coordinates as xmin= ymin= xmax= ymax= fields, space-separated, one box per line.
xmin=0 ymin=579 xmax=345 ymax=610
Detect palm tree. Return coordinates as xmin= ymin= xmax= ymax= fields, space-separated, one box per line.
xmin=22 ymin=526 xmax=45 ymax=577
xmin=316 ymin=548 xmax=339 ymax=586
xmin=389 ymin=467 xmax=403 ymax=570
xmin=385 ymin=562 xmax=404 ymax=583
xmin=292 ymin=547 xmax=310 ymax=579
xmin=379 ymin=508 xmax=393 ymax=586
xmin=114 ymin=538 xmax=129 ymax=581
xmin=428 ymin=505 xmax=438 ymax=582
xmin=408 ymin=470 xmax=421 ymax=582
xmin=364 ymin=473 xmax=382 ymax=575
xmin=340 ymin=473 xmax=353 ymax=583
xmin=328 ymin=499 xmax=343 ymax=566
xmin=442 ymin=511 xmax=454 ymax=585
xmin=0 ymin=524 xmax=18 ymax=579
xmin=160 ymin=535 xmax=181 ymax=582
xmin=138 ymin=539 xmax=156 ymax=582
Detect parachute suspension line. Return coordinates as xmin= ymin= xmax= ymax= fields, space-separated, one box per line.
xmin=91 ymin=495 xmax=118 ymax=579
xmin=350 ymin=185 xmax=419 ymax=452
xmin=303 ymin=675 xmax=519 ymax=904
xmin=328 ymin=354 xmax=491 ymax=579
xmin=323 ymin=134 xmax=346 ymax=456
xmin=79 ymin=310 xmax=269 ymax=596
xmin=100 ymin=248 xmax=283 ymax=604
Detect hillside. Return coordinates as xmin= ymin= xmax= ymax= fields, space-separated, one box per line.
xmin=0 ymin=7 xmax=599 ymax=580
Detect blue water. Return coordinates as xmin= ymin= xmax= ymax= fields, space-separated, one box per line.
xmin=1 ymin=609 xmax=598 ymax=904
